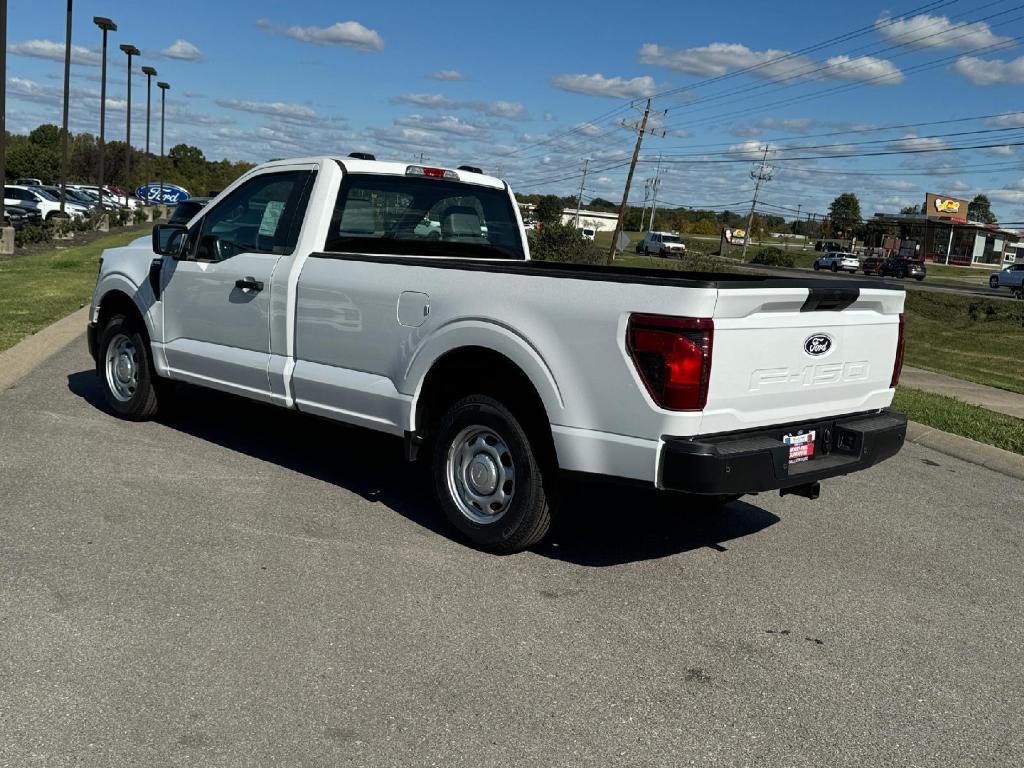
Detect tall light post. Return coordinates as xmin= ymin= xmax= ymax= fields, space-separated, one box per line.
xmin=157 ymin=81 xmax=169 ymax=205
xmin=58 ymin=0 xmax=73 ymax=215
xmin=93 ymin=16 xmax=117 ymax=213
xmin=119 ymin=43 xmax=140 ymax=209
xmin=1 ymin=0 xmax=9 ymax=250
xmin=141 ymin=66 xmax=157 ymax=156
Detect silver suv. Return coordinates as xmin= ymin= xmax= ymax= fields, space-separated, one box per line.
xmin=814 ymin=251 xmax=860 ymax=273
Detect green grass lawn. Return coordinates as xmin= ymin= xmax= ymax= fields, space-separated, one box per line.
xmin=893 ymin=387 xmax=1024 ymax=455
xmin=0 ymin=229 xmax=147 ymax=353
xmin=902 ymin=291 xmax=1024 ymax=395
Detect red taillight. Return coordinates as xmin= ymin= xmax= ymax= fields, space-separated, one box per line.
xmin=890 ymin=312 xmax=906 ymax=388
xmin=627 ymin=314 xmax=714 ymax=411
xmin=406 ymin=165 xmax=460 ymax=180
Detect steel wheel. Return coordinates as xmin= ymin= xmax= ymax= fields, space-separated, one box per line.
xmin=104 ymin=333 xmax=139 ymax=403
xmin=445 ymin=425 xmax=516 ymax=524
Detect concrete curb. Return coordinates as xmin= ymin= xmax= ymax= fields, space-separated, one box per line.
xmin=906 ymin=421 xmax=1024 ymax=481
xmin=0 ymin=307 xmax=90 ymax=393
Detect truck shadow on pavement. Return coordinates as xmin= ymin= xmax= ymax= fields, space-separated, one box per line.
xmin=68 ymin=371 xmax=780 ymax=566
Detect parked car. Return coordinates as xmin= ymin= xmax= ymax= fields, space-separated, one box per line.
xmin=988 ymin=262 xmax=1024 ymax=296
xmin=5 ymin=185 xmax=89 ymax=219
xmin=2 ymin=205 xmax=32 ymax=230
xmin=166 ymin=197 xmax=212 ymax=226
xmin=879 ymin=257 xmax=926 ymax=280
xmin=88 ymin=157 xmax=908 ymax=553
xmin=67 ymin=184 xmax=133 ymax=210
xmin=637 ymin=230 xmax=686 ymax=257
xmin=813 ymin=252 xmax=860 ymax=273
xmin=15 ymin=177 xmax=43 ymax=186
xmin=862 ymin=255 xmax=884 ymax=275
xmin=814 ymin=240 xmax=843 ymax=252
xmin=578 ymin=227 xmax=596 ymax=241
xmin=34 ymin=185 xmax=99 ymax=212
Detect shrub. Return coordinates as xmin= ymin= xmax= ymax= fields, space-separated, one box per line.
xmin=133 ymin=207 xmax=148 ymax=225
xmin=528 ymin=222 xmax=602 ymax=265
xmin=750 ymin=246 xmax=794 ymax=267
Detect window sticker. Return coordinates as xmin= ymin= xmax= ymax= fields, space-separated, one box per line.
xmin=258 ymin=200 xmax=285 ymax=236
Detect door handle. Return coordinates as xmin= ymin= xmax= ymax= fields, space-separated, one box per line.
xmin=235 ymin=277 xmax=264 ymax=292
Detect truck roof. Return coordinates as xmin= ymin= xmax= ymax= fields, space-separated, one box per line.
xmin=256 ymin=156 xmax=506 ymax=190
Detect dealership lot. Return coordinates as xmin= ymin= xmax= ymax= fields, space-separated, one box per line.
xmin=1 ymin=341 xmax=1021 ymax=767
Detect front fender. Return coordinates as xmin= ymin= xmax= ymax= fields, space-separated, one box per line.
xmin=402 ymin=318 xmax=565 ymax=430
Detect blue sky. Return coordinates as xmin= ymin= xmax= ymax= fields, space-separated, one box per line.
xmin=7 ymin=0 xmax=1024 ymax=222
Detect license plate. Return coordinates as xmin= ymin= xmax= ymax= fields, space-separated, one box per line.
xmin=783 ymin=430 xmax=816 ymax=464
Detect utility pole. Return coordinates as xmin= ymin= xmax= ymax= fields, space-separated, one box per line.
xmin=1 ymin=0 xmax=8 ymax=250
xmin=741 ymin=145 xmax=773 ymax=261
xmin=158 ymin=81 xmax=169 ymax=205
xmin=58 ymin=0 xmax=73 ymax=215
xmin=574 ymin=157 xmax=589 ymax=228
xmin=792 ymin=203 xmax=801 ymax=251
xmin=639 ymin=178 xmax=652 ymax=233
xmin=649 ymin=155 xmax=663 ymax=231
xmin=606 ymin=98 xmax=651 ymax=264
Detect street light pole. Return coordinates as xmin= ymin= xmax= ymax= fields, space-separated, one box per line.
xmin=93 ymin=16 xmax=116 ymax=214
xmin=58 ymin=0 xmax=73 ymax=215
xmin=119 ymin=43 xmax=140 ymax=209
xmin=158 ymin=81 xmax=169 ymax=205
xmin=141 ymin=66 xmax=157 ymax=156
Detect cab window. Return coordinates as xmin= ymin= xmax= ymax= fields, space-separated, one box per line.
xmin=188 ymin=170 xmax=314 ymax=262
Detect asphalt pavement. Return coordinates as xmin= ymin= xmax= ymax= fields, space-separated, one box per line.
xmin=1 ymin=340 xmax=1022 ymax=767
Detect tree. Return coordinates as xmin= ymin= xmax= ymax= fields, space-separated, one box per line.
xmin=534 ymin=195 xmax=564 ymax=226
xmin=968 ymin=194 xmax=997 ymax=224
xmin=899 ymin=205 xmax=921 ymax=215
xmin=828 ymin=192 xmax=861 ymax=236
xmin=692 ymin=218 xmax=718 ymax=236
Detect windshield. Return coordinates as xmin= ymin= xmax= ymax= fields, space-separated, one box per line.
xmin=660 ymin=234 xmax=681 ymax=243
xmin=33 ymin=188 xmax=59 ymax=202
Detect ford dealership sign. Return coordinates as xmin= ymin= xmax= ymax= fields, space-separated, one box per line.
xmin=135 ymin=183 xmax=190 ymax=204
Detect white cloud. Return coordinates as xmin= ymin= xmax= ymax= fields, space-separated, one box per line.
xmin=549 ymin=73 xmax=656 ymax=98
xmin=543 ymin=112 xmax=557 ymax=122
xmin=256 ymin=18 xmax=383 ymax=51
xmin=638 ymin=42 xmax=901 ymax=85
xmin=727 ymin=140 xmax=779 ymax=159
xmin=953 ymin=56 xmax=1024 ymax=85
xmin=823 ymin=55 xmax=903 ymax=84
xmin=874 ymin=13 xmax=1012 ymax=50
xmin=215 ymin=98 xmax=318 ymax=121
xmin=987 ymin=112 xmax=1024 ymax=127
xmin=161 ymin=39 xmax=203 ymax=62
xmin=987 ymin=189 xmax=1024 ymax=204
xmin=7 ymin=39 xmax=99 ymax=65
xmin=982 ymin=145 xmax=1016 ymax=157
xmin=890 ymin=135 xmax=947 ymax=152
xmin=395 ymin=114 xmax=488 ymax=137
xmin=390 ymin=93 xmax=528 ymax=120
xmin=730 ymin=117 xmax=816 ymax=137
xmin=575 ymin=122 xmax=602 ymax=136
xmin=430 ymin=69 xmax=464 ymax=81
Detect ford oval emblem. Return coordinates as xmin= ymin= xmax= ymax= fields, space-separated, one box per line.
xmin=804 ymin=334 xmax=833 ymax=356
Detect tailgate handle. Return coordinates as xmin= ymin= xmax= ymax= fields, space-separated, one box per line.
xmin=801 ymin=287 xmax=859 ymax=312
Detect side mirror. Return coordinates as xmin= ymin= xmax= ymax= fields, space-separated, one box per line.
xmin=152 ymin=223 xmax=188 ymax=258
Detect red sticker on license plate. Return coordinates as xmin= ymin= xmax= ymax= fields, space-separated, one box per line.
xmin=784 ymin=430 xmax=816 ymax=464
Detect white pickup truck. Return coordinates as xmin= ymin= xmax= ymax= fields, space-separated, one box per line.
xmin=88 ymin=156 xmax=908 ymax=553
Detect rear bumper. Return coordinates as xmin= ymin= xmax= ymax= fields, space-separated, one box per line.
xmin=659 ymin=408 xmax=906 ymax=495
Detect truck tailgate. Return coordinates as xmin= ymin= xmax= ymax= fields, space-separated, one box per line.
xmin=700 ymin=285 xmax=904 ymax=434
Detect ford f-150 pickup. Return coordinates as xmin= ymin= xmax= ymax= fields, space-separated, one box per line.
xmin=88 ymin=156 xmax=908 ymax=553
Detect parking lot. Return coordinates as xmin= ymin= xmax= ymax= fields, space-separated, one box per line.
xmin=1 ymin=340 xmax=1022 ymax=767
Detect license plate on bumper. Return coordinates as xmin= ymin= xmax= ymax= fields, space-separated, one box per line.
xmin=783 ymin=430 xmax=816 ymax=464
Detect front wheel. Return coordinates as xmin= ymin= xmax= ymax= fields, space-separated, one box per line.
xmin=813 ymin=262 xmax=820 ymax=271
xmin=432 ymin=395 xmax=552 ymax=553
xmin=989 ymin=276 xmax=1000 ymax=289
xmin=830 ymin=263 xmax=838 ymax=272
xmin=97 ymin=314 xmax=163 ymax=420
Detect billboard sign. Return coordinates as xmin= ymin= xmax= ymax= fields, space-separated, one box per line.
xmin=925 ymin=193 xmax=968 ymax=221
xmin=135 ymin=183 xmax=191 ymax=204
xmin=723 ymin=227 xmax=746 ymax=244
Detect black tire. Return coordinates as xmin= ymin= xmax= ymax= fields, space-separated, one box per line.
xmin=898 ymin=270 xmax=907 ymax=279
xmin=915 ymin=275 xmax=925 ymax=281
xmin=432 ymin=394 xmax=552 ymax=554
xmin=830 ymin=262 xmax=838 ymax=272
xmin=96 ymin=313 xmax=163 ymax=420
xmin=989 ymin=276 xmax=1000 ymax=289
xmin=813 ymin=262 xmax=820 ymax=271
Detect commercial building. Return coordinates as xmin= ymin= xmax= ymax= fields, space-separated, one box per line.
xmin=869 ymin=192 xmax=1022 ymax=267
xmin=559 ymin=208 xmax=619 ymax=233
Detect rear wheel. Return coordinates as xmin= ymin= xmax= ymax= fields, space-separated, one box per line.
xmin=97 ymin=313 xmax=163 ymax=420
xmin=989 ymin=275 xmax=1000 ymax=289
xmin=432 ymin=395 xmax=552 ymax=554
xmin=813 ymin=261 xmax=820 ymax=271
